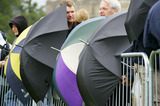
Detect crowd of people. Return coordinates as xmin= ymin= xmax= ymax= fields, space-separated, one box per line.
xmin=0 ymin=0 xmax=160 ymax=105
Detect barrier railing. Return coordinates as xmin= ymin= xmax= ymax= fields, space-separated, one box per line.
xmin=105 ymin=52 xmax=149 ymax=106
xmin=149 ymin=50 xmax=160 ymax=106
xmin=0 ymin=64 xmax=64 ymax=106
xmin=118 ymin=52 xmax=149 ymax=106
xmin=1 ymin=51 xmax=156 ymax=106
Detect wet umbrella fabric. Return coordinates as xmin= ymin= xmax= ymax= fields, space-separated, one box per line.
xmin=4 ymin=26 xmax=31 ymax=104
xmin=53 ymin=17 xmax=106 ymax=106
xmin=0 ymin=32 xmax=7 ymax=60
xmin=0 ymin=33 xmax=7 ymax=61
xmin=125 ymin=0 xmax=158 ymax=42
xmin=77 ymin=11 xmax=132 ymax=106
xmin=0 ymin=32 xmax=11 ymax=61
xmin=20 ymin=4 xmax=68 ymax=102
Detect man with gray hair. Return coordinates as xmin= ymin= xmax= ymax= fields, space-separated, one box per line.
xmin=99 ymin=0 xmax=121 ymax=16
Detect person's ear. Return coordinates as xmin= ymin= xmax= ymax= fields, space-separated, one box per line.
xmin=113 ymin=8 xmax=117 ymax=13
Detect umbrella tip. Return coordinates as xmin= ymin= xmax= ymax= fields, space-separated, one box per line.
xmin=51 ymin=47 xmax=61 ymax=52
xmin=79 ymin=39 xmax=89 ymax=46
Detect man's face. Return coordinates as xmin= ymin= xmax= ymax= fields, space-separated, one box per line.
xmin=99 ymin=1 xmax=117 ymax=16
xmin=66 ymin=6 xmax=75 ymax=23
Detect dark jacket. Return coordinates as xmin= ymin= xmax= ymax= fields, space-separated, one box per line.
xmin=125 ymin=32 xmax=145 ymax=65
xmin=66 ymin=22 xmax=77 ymax=38
xmin=143 ymin=0 xmax=160 ymax=57
xmin=9 ymin=15 xmax=28 ymax=36
xmin=123 ymin=32 xmax=145 ymax=82
xmin=143 ymin=0 xmax=160 ymax=70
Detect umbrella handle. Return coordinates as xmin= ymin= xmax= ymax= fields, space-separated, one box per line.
xmin=121 ymin=61 xmax=134 ymax=70
xmin=79 ymin=39 xmax=89 ymax=45
xmin=51 ymin=47 xmax=61 ymax=52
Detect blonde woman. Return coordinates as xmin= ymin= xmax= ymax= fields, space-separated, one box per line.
xmin=75 ymin=8 xmax=89 ymax=25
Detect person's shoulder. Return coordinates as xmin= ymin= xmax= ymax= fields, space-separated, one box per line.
xmin=73 ymin=22 xmax=77 ymax=28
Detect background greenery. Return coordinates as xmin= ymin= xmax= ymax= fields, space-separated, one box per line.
xmin=0 ymin=0 xmax=46 ymax=44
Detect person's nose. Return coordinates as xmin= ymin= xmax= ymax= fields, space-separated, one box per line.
xmin=68 ymin=12 xmax=72 ymax=16
xmin=12 ymin=27 xmax=15 ymax=31
xmin=100 ymin=11 xmax=103 ymax=13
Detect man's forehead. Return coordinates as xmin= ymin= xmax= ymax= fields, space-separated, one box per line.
xmin=66 ymin=6 xmax=75 ymax=11
xmin=100 ymin=1 xmax=109 ymax=6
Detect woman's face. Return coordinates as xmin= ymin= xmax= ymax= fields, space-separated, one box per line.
xmin=12 ymin=24 xmax=19 ymax=36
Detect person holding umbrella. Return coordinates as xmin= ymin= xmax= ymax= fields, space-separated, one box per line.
xmin=143 ymin=0 xmax=160 ymax=104
xmin=99 ymin=0 xmax=121 ymax=16
xmin=124 ymin=0 xmax=158 ymax=105
xmin=3 ymin=15 xmax=28 ymax=105
xmin=59 ymin=0 xmax=77 ymax=37
xmin=0 ymin=15 xmax=28 ymax=67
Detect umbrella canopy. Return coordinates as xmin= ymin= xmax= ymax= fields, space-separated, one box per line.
xmin=20 ymin=4 xmax=68 ymax=102
xmin=4 ymin=26 xmax=31 ymax=104
xmin=0 ymin=32 xmax=7 ymax=60
xmin=125 ymin=0 xmax=158 ymax=42
xmin=0 ymin=32 xmax=6 ymax=47
xmin=0 ymin=32 xmax=11 ymax=61
xmin=77 ymin=11 xmax=132 ymax=106
xmin=53 ymin=16 xmax=106 ymax=106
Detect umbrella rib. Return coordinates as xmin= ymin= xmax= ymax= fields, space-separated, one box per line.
xmin=79 ymin=39 xmax=89 ymax=45
xmin=121 ymin=61 xmax=134 ymax=70
xmin=15 ymin=44 xmax=23 ymax=48
xmin=51 ymin=46 xmax=61 ymax=52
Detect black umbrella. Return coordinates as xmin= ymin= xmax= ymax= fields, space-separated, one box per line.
xmin=125 ymin=0 xmax=158 ymax=42
xmin=20 ymin=4 xmax=68 ymax=102
xmin=77 ymin=11 xmax=132 ymax=106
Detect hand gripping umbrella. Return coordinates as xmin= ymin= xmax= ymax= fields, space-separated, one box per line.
xmin=4 ymin=26 xmax=31 ymax=104
xmin=53 ymin=16 xmax=106 ymax=106
xmin=20 ymin=4 xmax=68 ymax=102
xmin=76 ymin=11 xmax=132 ymax=106
xmin=125 ymin=0 xmax=158 ymax=42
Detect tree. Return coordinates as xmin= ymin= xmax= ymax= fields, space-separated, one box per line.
xmin=21 ymin=0 xmax=46 ymax=25
xmin=0 ymin=0 xmax=46 ymax=43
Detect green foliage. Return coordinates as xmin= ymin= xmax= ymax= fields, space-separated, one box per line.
xmin=0 ymin=0 xmax=46 ymax=43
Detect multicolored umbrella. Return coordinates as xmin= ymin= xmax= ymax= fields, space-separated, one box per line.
xmin=53 ymin=16 xmax=106 ymax=106
xmin=4 ymin=26 xmax=31 ymax=104
xmin=20 ymin=4 xmax=68 ymax=102
xmin=77 ymin=11 xmax=131 ymax=106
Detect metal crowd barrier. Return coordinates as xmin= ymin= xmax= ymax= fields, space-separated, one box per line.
xmin=106 ymin=52 xmax=149 ymax=106
xmin=0 ymin=64 xmax=66 ymax=106
xmin=121 ymin=52 xmax=149 ymax=106
xmin=2 ymin=51 xmax=157 ymax=106
xmin=149 ymin=50 xmax=160 ymax=106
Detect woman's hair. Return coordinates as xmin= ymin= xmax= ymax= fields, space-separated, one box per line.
xmin=75 ymin=8 xmax=89 ymax=24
